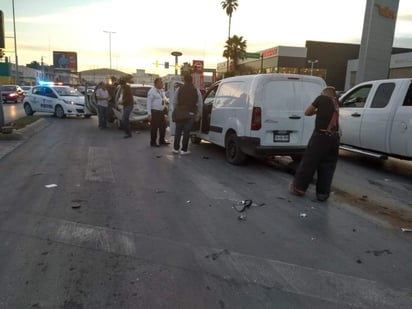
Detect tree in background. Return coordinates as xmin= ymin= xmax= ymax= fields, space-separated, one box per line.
xmin=221 ymin=0 xmax=238 ymax=40
xmin=221 ymin=0 xmax=238 ymax=73
xmin=223 ymin=35 xmax=247 ymax=74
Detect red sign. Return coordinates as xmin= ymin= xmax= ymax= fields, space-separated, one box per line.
xmin=262 ymin=48 xmax=278 ymax=58
xmin=192 ymin=60 xmax=204 ymax=74
xmin=192 ymin=60 xmax=204 ymax=89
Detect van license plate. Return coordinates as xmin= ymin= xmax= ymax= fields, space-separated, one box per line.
xmin=274 ymin=131 xmax=290 ymax=142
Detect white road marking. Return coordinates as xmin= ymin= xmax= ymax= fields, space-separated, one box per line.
xmin=2 ymin=213 xmax=411 ymax=308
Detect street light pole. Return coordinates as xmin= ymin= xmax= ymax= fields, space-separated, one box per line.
xmin=308 ymin=59 xmax=318 ymax=76
xmin=103 ymin=30 xmax=116 ymax=77
xmin=171 ymin=51 xmax=182 ymax=75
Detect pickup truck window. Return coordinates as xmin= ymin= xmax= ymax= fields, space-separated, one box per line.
xmin=403 ymin=84 xmax=412 ymax=106
xmin=370 ymin=83 xmax=395 ymax=108
xmin=340 ymin=85 xmax=372 ymax=108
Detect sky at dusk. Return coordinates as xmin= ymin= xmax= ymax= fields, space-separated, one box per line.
xmin=2 ymin=0 xmax=412 ymax=75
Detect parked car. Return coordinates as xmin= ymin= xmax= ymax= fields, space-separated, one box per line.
xmin=20 ymin=85 xmax=34 ymax=96
xmin=339 ymin=78 xmax=412 ymax=160
xmin=190 ymin=73 xmax=326 ymax=164
xmin=0 ymin=85 xmax=25 ymax=103
xmin=128 ymin=84 xmax=153 ymax=124
xmin=23 ymin=85 xmax=93 ymax=118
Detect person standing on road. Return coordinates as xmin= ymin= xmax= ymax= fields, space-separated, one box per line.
xmin=95 ymin=82 xmax=110 ymax=129
xmin=289 ymin=86 xmax=340 ymax=202
xmin=116 ymin=78 xmax=134 ymax=138
xmin=147 ymin=78 xmax=169 ymax=147
xmin=172 ymin=74 xmax=202 ymax=155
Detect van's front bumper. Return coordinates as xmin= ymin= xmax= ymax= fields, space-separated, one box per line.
xmin=238 ymin=136 xmax=307 ymax=157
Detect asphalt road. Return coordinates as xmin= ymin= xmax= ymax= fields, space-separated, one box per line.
xmin=0 ymin=116 xmax=411 ymax=309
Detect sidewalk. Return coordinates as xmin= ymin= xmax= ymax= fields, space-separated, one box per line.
xmin=0 ymin=118 xmax=49 ymax=160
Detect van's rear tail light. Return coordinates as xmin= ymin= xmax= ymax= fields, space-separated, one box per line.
xmin=251 ymin=107 xmax=261 ymax=130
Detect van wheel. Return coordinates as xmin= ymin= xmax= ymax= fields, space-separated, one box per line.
xmin=24 ymin=103 xmax=34 ymax=116
xmin=191 ymin=136 xmax=202 ymax=144
xmin=55 ymin=105 xmax=66 ymax=118
xmin=225 ymin=132 xmax=246 ymax=165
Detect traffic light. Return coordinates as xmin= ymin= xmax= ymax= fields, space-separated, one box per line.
xmin=155 ymin=60 xmax=159 ymax=68
xmin=164 ymin=62 xmax=169 ymax=69
xmin=0 ymin=10 xmax=5 ymax=49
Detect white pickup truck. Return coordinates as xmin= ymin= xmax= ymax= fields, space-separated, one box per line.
xmin=339 ymin=78 xmax=412 ymax=160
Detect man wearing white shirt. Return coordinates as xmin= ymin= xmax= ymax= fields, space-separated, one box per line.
xmin=147 ymin=78 xmax=169 ymax=147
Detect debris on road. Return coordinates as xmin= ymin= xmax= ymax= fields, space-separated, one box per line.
xmin=45 ymin=184 xmax=58 ymax=188
xmin=365 ymin=249 xmax=392 ymax=256
xmin=238 ymin=214 xmax=246 ymax=221
xmin=205 ymin=249 xmax=230 ymax=261
xmin=359 ymin=195 xmax=368 ymax=201
xmin=401 ymin=227 xmax=412 ymax=232
xmin=234 ymin=200 xmax=252 ymax=212
xmin=299 ymin=213 xmax=307 ymax=218
xmin=233 ymin=199 xmax=265 ymax=212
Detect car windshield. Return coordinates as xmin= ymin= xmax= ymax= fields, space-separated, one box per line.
xmin=53 ymin=87 xmax=82 ymax=97
xmin=131 ymin=87 xmax=150 ymax=97
xmin=0 ymin=86 xmax=17 ymax=91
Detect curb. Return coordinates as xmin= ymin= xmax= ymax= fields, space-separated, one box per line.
xmin=0 ymin=118 xmax=49 ymax=141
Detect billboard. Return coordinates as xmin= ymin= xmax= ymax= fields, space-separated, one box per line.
xmin=53 ymin=51 xmax=77 ymax=72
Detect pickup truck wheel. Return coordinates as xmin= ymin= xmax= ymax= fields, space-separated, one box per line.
xmin=191 ymin=136 xmax=202 ymax=144
xmin=55 ymin=105 xmax=66 ymax=118
xmin=24 ymin=103 xmax=34 ymax=116
xmin=225 ymin=132 xmax=246 ymax=165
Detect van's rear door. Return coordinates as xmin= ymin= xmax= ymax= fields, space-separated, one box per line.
xmin=251 ymin=76 xmax=324 ymax=147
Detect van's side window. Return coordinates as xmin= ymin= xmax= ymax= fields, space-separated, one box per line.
xmin=403 ymin=84 xmax=412 ymax=106
xmin=215 ymin=82 xmax=245 ymax=108
xmin=370 ymin=83 xmax=395 ymax=108
xmin=340 ymin=85 xmax=372 ymax=108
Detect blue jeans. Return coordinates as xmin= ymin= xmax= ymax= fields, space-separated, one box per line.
xmin=122 ymin=105 xmax=133 ymax=136
xmin=174 ymin=119 xmax=193 ymax=151
xmin=97 ymin=105 xmax=107 ymax=128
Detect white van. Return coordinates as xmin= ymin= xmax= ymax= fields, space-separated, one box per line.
xmin=190 ymin=73 xmax=326 ymax=164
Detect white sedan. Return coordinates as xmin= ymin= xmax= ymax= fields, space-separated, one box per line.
xmin=23 ymin=85 xmax=93 ymax=118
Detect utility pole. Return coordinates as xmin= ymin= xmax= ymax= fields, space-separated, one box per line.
xmin=12 ymin=0 xmax=18 ymax=84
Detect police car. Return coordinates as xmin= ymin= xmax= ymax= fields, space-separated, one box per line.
xmin=23 ymin=83 xmax=93 ymax=118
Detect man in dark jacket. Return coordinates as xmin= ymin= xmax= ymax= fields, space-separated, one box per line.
xmin=171 ymin=74 xmax=202 ymax=155
xmin=116 ymin=78 xmax=134 ymax=138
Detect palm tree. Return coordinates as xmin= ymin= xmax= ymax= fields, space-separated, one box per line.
xmin=221 ymin=0 xmax=238 ymax=73
xmin=221 ymin=0 xmax=238 ymax=40
xmin=222 ymin=35 xmax=247 ymax=73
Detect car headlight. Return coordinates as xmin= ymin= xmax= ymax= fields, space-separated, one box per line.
xmin=63 ymin=99 xmax=75 ymax=105
xmin=9 ymin=93 xmax=17 ymax=97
